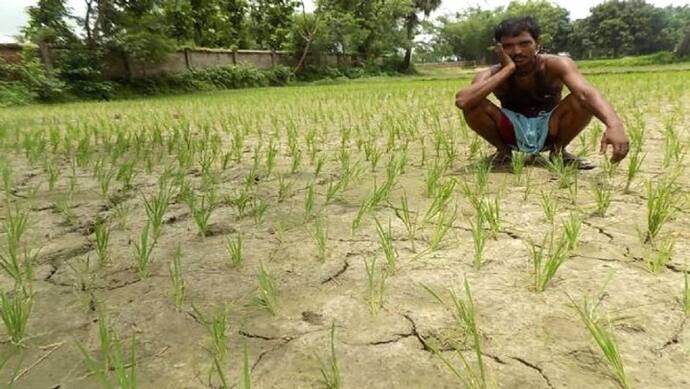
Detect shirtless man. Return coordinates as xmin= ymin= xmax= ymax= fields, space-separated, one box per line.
xmin=455 ymin=16 xmax=629 ymax=168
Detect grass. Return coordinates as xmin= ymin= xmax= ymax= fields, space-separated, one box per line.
xmin=569 ymin=293 xmax=631 ymax=389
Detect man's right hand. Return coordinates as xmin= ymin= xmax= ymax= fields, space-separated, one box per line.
xmin=494 ymin=43 xmax=515 ymax=71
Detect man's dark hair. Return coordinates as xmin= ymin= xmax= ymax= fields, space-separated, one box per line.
xmin=494 ymin=16 xmax=541 ymax=42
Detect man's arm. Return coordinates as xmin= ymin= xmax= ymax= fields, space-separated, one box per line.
xmin=551 ymin=56 xmax=629 ymax=162
xmin=455 ymin=44 xmax=516 ymax=111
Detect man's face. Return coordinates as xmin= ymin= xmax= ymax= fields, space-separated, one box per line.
xmin=499 ymin=31 xmax=538 ymax=66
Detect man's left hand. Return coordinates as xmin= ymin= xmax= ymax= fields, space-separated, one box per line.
xmin=599 ymin=125 xmax=629 ymax=163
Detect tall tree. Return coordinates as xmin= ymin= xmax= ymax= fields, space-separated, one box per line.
xmin=250 ymin=0 xmax=298 ymax=51
xmin=402 ymin=0 xmax=442 ymax=70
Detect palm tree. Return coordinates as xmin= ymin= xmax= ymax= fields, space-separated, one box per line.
xmin=402 ymin=0 xmax=442 ymax=71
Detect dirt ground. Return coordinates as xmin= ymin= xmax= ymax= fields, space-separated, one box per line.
xmin=0 ymin=72 xmax=689 ymax=388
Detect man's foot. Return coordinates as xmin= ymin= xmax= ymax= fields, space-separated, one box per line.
xmin=549 ymin=150 xmax=595 ymax=170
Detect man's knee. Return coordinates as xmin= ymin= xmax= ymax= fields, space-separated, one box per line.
xmin=566 ymin=94 xmax=593 ymax=118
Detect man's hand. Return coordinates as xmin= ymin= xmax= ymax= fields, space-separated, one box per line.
xmin=599 ymin=124 xmax=629 ymax=163
xmin=494 ymin=43 xmax=515 ymax=71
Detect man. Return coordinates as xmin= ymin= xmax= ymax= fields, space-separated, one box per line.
xmin=455 ymin=16 xmax=629 ymax=168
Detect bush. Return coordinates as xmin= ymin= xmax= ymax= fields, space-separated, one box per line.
xmin=0 ymin=81 xmax=34 ymax=107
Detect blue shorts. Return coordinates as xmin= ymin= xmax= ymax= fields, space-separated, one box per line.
xmin=500 ymin=108 xmax=555 ymax=154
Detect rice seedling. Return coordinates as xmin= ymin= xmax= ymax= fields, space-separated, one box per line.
xmin=277 ymin=174 xmax=293 ymax=202
xmin=479 ymin=195 xmax=501 ymax=239
xmin=0 ymin=288 xmax=33 ymax=345
xmin=226 ymin=234 xmax=243 ymax=267
xmin=304 ymin=182 xmax=316 ymax=221
xmin=93 ymin=220 xmax=110 ymax=266
xmin=265 ymin=139 xmax=278 ymax=176
xmin=540 ymin=190 xmax=557 ymax=225
xmin=110 ymin=333 xmax=138 ymax=389
xmin=568 ymin=293 xmax=631 ymax=389
xmin=312 ymin=217 xmax=328 ymax=262
xmin=681 ymin=264 xmax=690 ymax=315
xmin=511 ymin=150 xmax=527 ymax=180
xmin=69 ymin=255 xmax=96 ymax=302
xmin=251 ymin=197 xmax=268 ymax=224
xmin=187 ymin=190 xmax=216 ymax=237
xmin=318 ymin=322 xmax=341 ymax=389
xmin=474 ymin=158 xmax=491 ymax=194
xmin=528 ymin=231 xmax=569 ymax=292
xmin=562 ymin=212 xmax=582 ymax=252
xmin=45 ymin=160 xmax=60 ymax=191
xmin=169 ymin=245 xmax=185 ymax=311
xmin=624 ymin=150 xmax=645 ymax=193
xmin=133 ymin=222 xmax=155 ymax=278
xmin=470 ymin=212 xmax=487 ymax=271
xmin=645 ymin=238 xmax=673 ymax=273
xmin=592 ymin=173 xmax=612 ymax=217
xmin=351 ymin=196 xmax=372 ymax=233
xmin=430 ymin=206 xmax=456 ymax=252
xmin=193 ymin=304 xmax=228 ymax=367
xmin=143 ymin=179 xmax=173 ymax=240
xmin=645 ymin=179 xmax=677 ymax=243
xmin=424 ymin=178 xmax=456 ymax=222
xmin=545 ymin=153 xmax=577 ymax=189
xmin=96 ymin=164 xmax=117 ymax=200
xmin=425 ymin=160 xmax=444 ymax=197
xmin=395 ymin=191 xmax=419 ymax=253
xmin=314 ymin=153 xmax=325 ymax=177
xmin=364 ymin=256 xmax=387 ymax=315
xmin=423 ymin=280 xmax=488 ymax=388
xmin=255 ymin=262 xmax=278 ymax=315
xmin=375 ymin=218 xmax=397 ymax=274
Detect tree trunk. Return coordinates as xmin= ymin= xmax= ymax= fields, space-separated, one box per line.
xmin=38 ymin=40 xmax=53 ymax=77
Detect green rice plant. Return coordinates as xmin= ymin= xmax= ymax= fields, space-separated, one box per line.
xmin=143 ymin=179 xmax=173 ymax=240
xmin=645 ymin=238 xmax=673 ymax=273
xmin=562 ymin=212 xmax=582 ymax=252
xmin=251 ymin=197 xmax=268 ymax=225
xmin=45 ymin=160 xmax=60 ymax=191
xmin=364 ymin=256 xmax=387 ymax=315
xmin=193 ymin=304 xmax=228 ymax=367
xmin=624 ymin=150 xmax=646 ymax=193
xmin=112 ymin=202 xmax=132 ymax=230
xmin=569 ymin=293 xmax=631 ymax=389
xmin=304 ymin=182 xmax=316 ymax=221
xmin=116 ymin=160 xmax=137 ymax=191
xmin=0 ymin=351 xmax=22 ymax=388
xmin=540 ymin=190 xmax=557 ymax=225
xmin=265 ymin=140 xmax=278 ymax=176
xmin=511 ymin=151 xmax=527 ymax=180
xmin=318 ymin=322 xmax=341 ymax=389
xmin=479 ymin=195 xmax=501 ymax=239
xmin=0 ymin=288 xmax=33 ymax=345
xmin=133 ymin=222 xmax=155 ymax=278
xmin=169 ymin=245 xmax=185 ymax=311
xmin=662 ymin=125 xmax=685 ymax=168
xmin=592 ymin=173 xmax=612 ymax=217
xmin=187 ymin=190 xmax=216 ymax=237
xmin=645 ymin=179 xmax=677 ymax=243
xmin=528 ymin=231 xmax=569 ymax=292
xmin=351 ymin=196 xmax=372 ymax=233
xmin=325 ymin=178 xmax=345 ymax=204
xmin=0 ymin=241 xmax=34 ymax=290
xmin=546 ymin=153 xmax=577 ymax=189
xmin=430 ymin=206 xmax=456 ymax=252
xmin=522 ymin=169 xmax=533 ymax=201
xmin=682 ymin=264 xmax=690 ymax=315
xmin=230 ymin=190 xmax=252 ymax=218
xmin=470 ymin=212 xmax=487 ymax=271
xmin=375 ymin=218 xmax=397 ymax=274
xmin=424 ymin=179 xmax=456 ymax=223
xmin=94 ymin=220 xmax=110 ymax=265
xmin=96 ymin=164 xmax=116 ymax=200
xmin=425 ymin=160 xmax=444 ymax=197
xmin=395 ymin=191 xmax=419 ymax=253
xmin=277 ymin=174 xmax=293 ymax=202
xmin=110 ymin=333 xmax=137 ymax=389
xmin=226 ymin=234 xmax=243 ymax=268
xmin=314 ymin=153 xmax=325 ymax=177
xmin=290 ymin=148 xmax=302 ymax=174
xmin=423 ymin=280 xmax=488 ymax=388
xmin=474 ymin=158 xmax=491 ymax=195
xmin=312 ymin=217 xmax=328 ymax=262
xmin=255 ymin=262 xmax=278 ymax=315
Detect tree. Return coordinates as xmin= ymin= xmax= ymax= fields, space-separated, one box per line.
xmin=250 ymin=0 xmax=298 ymax=51
xmin=23 ymin=0 xmax=77 ymax=74
xmin=402 ymin=0 xmax=442 ymax=70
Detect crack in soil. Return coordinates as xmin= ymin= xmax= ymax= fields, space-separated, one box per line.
xmin=509 ymin=356 xmax=555 ymax=389
xmin=665 ymin=263 xmax=690 ymax=274
xmin=321 ymin=260 xmax=350 ymax=284
xmin=400 ymin=313 xmax=433 ymax=352
xmin=655 ymin=317 xmax=687 ymax=353
xmin=582 ymin=220 xmax=614 ymax=241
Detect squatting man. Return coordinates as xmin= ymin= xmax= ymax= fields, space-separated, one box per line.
xmin=455 ymin=16 xmax=630 ymax=168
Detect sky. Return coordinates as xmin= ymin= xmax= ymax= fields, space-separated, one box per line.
xmin=2 ymin=0 xmax=690 ymax=42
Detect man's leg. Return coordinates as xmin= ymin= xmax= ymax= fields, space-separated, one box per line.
xmin=461 ymin=99 xmax=513 ymax=156
xmin=548 ymin=93 xmax=593 ymax=153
